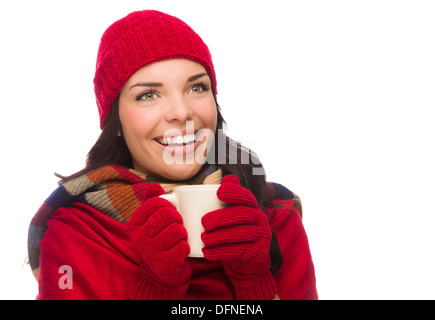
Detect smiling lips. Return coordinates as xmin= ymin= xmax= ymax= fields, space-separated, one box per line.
xmin=156 ymin=132 xmax=198 ymax=147
xmin=154 ymin=128 xmax=213 ymax=159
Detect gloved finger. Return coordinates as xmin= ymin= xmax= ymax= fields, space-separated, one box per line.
xmin=143 ymin=183 xmax=166 ymax=201
xmin=221 ymin=174 xmax=240 ymax=185
xmin=201 ymin=224 xmax=259 ymax=247
xmin=217 ymin=181 xmax=259 ymax=208
xmin=201 ymin=206 xmax=260 ymax=232
xmin=144 ymin=206 xmax=184 ymax=237
xmin=128 ymin=197 xmax=175 ymax=228
xmin=154 ymin=242 xmax=191 ymax=284
xmin=203 ymin=242 xmax=269 ymax=265
xmin=160 ymin=241 xmax=191 ymax=270
xmin=154 ymin=223 xmax=188 ymax=251
xmin=202 ymin=243 xmax=249 ymax=262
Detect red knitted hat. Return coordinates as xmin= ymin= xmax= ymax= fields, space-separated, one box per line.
xmin=94 ymin=10 xmax=217 ymax=129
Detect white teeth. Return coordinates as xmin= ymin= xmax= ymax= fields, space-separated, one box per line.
xmin=158 ymin=133 xmax=196 ymax=146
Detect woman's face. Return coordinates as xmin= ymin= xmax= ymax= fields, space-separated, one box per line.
xmin=118 ymin=58 xmax=217 ymax=181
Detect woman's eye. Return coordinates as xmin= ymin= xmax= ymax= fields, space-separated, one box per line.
xmin=190 ymin=84 xmax=204 ymax=93
xmin=138 ymin=91 xmax=158 ymax=101
xmin=189 ymin=82 xmax=210 ymax=94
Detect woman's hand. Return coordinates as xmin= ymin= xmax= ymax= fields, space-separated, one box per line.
xmin=201 ymin=175 xmax=278 ymax=300
xmin=127 ymin=183 xmax=191 ymax=299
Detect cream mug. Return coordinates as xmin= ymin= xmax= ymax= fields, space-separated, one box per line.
xmin=159 ymin=184 xmax=224 ymax=258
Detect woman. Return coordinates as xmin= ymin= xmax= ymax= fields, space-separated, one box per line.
xmin=27 ymin=9 xmax=317 ymax=300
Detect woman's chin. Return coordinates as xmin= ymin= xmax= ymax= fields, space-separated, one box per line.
xmin=148 ymin=163 xmax=203 ymax=182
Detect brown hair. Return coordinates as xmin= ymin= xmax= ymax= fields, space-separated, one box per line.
xmin=56 ymin=96 xmax=283 ymax=276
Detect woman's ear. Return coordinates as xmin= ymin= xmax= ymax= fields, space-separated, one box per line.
xmin=117 ymin=129 xmax=122 ymax=137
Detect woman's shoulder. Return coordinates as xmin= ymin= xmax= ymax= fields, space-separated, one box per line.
xmin=47 ymin=202 xmax=127 ymax=238
xmin=265 ymin=182 xmax=302 ymax=216
xmin=41 ymin=202 xmax=138 ymax=268
xmin=264 ymin=182 xmax=303 ymax=233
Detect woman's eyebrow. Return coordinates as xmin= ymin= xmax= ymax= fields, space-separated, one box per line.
xmin=129 ymin=82 xmax=162 ymax=90
xmin=187 ymin=73 xmax=208 ymax=82
xmin=129 ymin=73 xmax=208 ymax=90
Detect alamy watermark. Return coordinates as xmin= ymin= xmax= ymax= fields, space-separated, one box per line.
xmin=58 ymin=265 xmax=73 ymax=290
xmin=161 ymin=121 xmax=265 ymax=176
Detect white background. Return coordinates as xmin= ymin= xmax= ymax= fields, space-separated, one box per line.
xmin=1 ymin=0 xmax=434 ymax=299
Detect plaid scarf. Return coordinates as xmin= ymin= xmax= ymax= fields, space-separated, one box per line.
xmin=27 ymin=164 xmax=222 ymax=278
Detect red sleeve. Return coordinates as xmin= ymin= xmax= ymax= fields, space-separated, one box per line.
xmin=38 ymin=200 xmax=317 ymax=300
xmin=269 ymin=200 xmax=318 ymax=300
xmin=38 ymin=202 xmax=142 ymax=299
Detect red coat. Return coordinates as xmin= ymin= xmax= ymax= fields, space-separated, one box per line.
xmin=37 ymin=199 xmax=317 ymax=299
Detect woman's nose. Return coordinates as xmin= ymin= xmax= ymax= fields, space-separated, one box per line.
xmin=164 ymin=96 xmax=194 ymax=123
